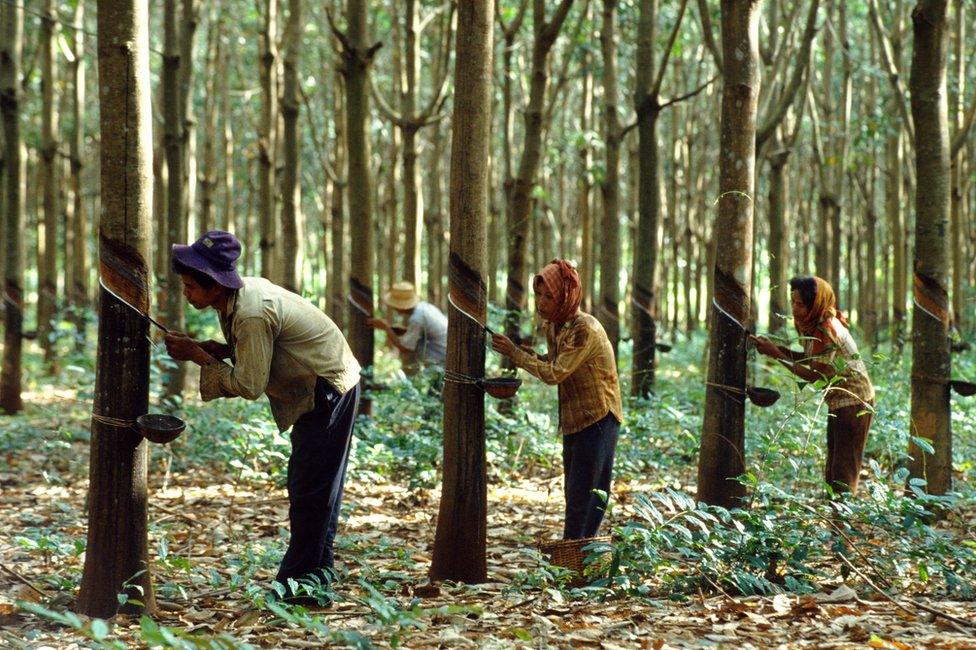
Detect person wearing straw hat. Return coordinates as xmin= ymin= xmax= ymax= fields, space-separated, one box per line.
xmin=367 ymin=281 xmax=448 ymax=368
xmin=491 ymin=259 xmax=623 ymax=540
xmin=163 ymin=230 xmax=361 ymax=605
xmin=751 ymin=275 xmax=875 ymax=494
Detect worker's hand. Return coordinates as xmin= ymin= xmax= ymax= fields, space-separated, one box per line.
xmin=749 ymin=335 xmax=781 ymax=359
xmin=491 ymin=333 xmax=517 ymax=358
xmin=518 ymin=343 xmax=538 ymax=358
xmin=164 ymin=332 xmax=212 ymax=365
xmin=366 ymin=317 xmax=388 ymax=331
xmin=198 ymin=339 xmax=232 ymax=359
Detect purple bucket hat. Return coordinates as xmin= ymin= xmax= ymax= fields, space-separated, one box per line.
xmin=171 ymin=231 xmax=245 ymax=289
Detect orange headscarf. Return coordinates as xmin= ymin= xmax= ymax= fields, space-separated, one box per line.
xmin=794 ymin=276 xmax=848 ymax=343
xmin=533 ymin=259 xmax=582 ymax=325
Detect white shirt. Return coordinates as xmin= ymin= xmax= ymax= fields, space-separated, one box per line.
xmin=399 ymin=301 xmax=448 ymax=365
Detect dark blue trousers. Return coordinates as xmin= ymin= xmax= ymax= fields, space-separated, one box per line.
xmin=562 ymin=412 xmax=619 ymax=539
xmin=275 ymin=378 xmax=360 ymax=589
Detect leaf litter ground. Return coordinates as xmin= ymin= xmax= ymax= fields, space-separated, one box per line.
xmin=2 ymin=343 xmax=976 ymax=648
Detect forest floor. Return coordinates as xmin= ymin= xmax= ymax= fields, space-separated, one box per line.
xmin=2 ymin=334 xmax=976 ymax=648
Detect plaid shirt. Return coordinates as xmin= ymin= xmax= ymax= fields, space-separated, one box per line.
xmin=803 ymin=318 xmax=875 ymax=412
xmin=511 ymin=312 xmax=623 ymax=435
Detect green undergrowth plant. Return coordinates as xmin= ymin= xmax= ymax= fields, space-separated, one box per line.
xmin=582 ymin=473 xmax=975 ymax=601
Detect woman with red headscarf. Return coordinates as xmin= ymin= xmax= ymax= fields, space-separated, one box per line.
xmin=491 ymin=259 xmax=623 ymax=539
xmin=751 ymin=276 xmax=875 ymax=494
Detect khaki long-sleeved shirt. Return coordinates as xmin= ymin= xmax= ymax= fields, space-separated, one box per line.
xmin=199 ymin=277 xmax=361 ymax=431
xmin=510 ymin=312 xmax=623 ymax=435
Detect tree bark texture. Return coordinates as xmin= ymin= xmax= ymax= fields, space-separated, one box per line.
xmin=697 ymin=0 xmax=761 ymax=509
xmin=0 ymin=0 xmax=24 ymax=414
xmin=907 ymin=0 xmax=952 ymax=496
xmin=76 ymin=0 xmax=157 ymax=617
xmin=429 ymin=0 xmax=493 ymax=585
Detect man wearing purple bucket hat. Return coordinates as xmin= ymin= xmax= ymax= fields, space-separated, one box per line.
xmin=165 ymin=231 xmax=361 ymax=605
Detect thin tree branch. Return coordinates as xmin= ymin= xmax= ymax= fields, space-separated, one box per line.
xmin=951 ymin=91 xmax=976 ymax=158
xmin=658 ymin=74 xmax=718 ymax=111
xmin=696 ymin=0 xmax=722 ymax=74
xmin=866 ymin=0 xmax=916 ymax=146
xmin=757 ymin=0 xmax=820 ymax=149
xmin=650 ymin=0 xmax=691 ymax=101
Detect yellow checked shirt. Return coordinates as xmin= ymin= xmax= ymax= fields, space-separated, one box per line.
xmin=199 ymin=277 xmax=361 ymax=431
xmin=510 ymin=312 xmax=623 ymax=435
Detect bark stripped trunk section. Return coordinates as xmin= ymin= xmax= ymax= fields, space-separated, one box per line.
xmin=0 ymin=0 xmax=24 ymax=414
xmin=907 ymin=0 xmax=952 ymax=496
xmin=697 ymin=0 xmax=760 ymax=509
xmin=77 ymin=0 xmax=156 ymax=617
xmin=429 ymin=0 xmax=493 ymax=584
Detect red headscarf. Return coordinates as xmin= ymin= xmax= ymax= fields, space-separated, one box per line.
xmin=533 ymin=259 xmax=582 ymax=325
xmin=794 ymin=276 xmax=849 ymax=346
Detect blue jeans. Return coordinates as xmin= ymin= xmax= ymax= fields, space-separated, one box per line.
xmin=275 ymin=378 xmax=360 ymax=589
xmin=562 ymin=412 xmax=619 ymax=539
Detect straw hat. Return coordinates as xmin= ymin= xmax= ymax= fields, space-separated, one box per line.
xmin=383 ymin=282 xmax=420 ymax=310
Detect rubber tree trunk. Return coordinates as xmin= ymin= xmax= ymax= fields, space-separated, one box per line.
xmin=887 ymin=128 xmax=907 ymax=348
xmin=598 ymin=0 xmax=622 ymax=358
xmin=279 ymin=0 xmax=302 ymax=293
xmin=162 ymin=0 xmax=187 ymax=398
xmin=631 ymin=0 xmax=665 ymax=396
xmin=38 ymin=0 xmax=60 ymax=369
xmin=328 ymin=69 xmax=346 ymax=332
xmin=429 ymin=0 xmax=492 ymax=584
xmin=0 ymin=0 xmax=24 ymax=414
xmin=68 ymin=0 xmax=88 ymax=343
xmin=259 ymin=0 xmax=278 ymax=280
xmin=198 ymin=9 xmax=220 ymax=234
xmin=504 ymin=0 xmax=575 ymax=351
xmin=767 ymin=142 xmax=789 ymax=332
xmin=342 ymin=0 xmax=377 ymax=393
xmin=948 ymin=0 xmax=965 ymax=330
xmin=76 ymin=0 xmax=157 ymax=617
xmin=696 ymin=0 xmax=761 ymax=509
xmin=425 ymin=123 xmax=446 ymax=307
xmin=578 ymin=34 xmax=593 ymax=313
xmin=907 ymin=0 xmax=952 ymax=496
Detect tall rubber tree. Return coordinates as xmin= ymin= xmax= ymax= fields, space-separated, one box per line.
xmin=280 ymin=0 xmax=303 ymax=292
xmin=430 ymin=0 xmax=493 ymax=584
xmin=503 ymin=0 xmax=574 ymax=353
xmin=67 ymin=0 xmax=89 ymax=341
xmin=598 ymin=0 xmax=622 ymax=357
xmin=77 ymin=0 xmax=157 ymax=617
xmin=697 ymin=0 xmax=761 ymax=508
xmin=631 ymin=0 xmax=692 ymax=396
xmin=0 ymin=0 xmax=24 ymax=414
xmin=332 ymin=0 xmax=381 ymax=397
xmin=38 ymin=0 xmax=60 ymax=369
xmin=162 ymin=0 xmax=187 ymax=398
xmin=906 ymin=0 xmax=952 ymax=495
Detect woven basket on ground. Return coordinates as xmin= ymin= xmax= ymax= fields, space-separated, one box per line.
xmin=539 ymin=535 xmax=611 ymax=575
